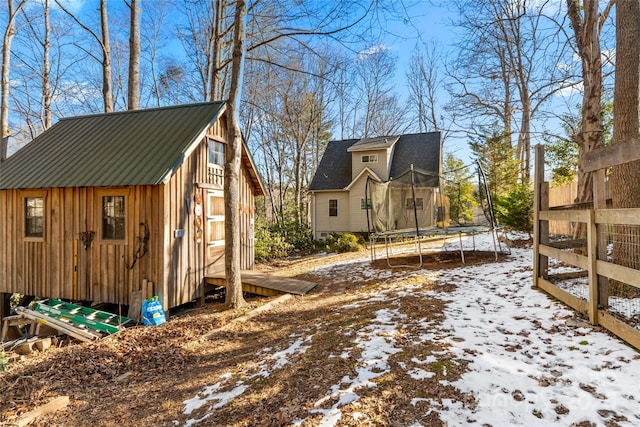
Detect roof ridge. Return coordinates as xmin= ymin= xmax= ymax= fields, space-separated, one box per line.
xmin=58 ymin=101 xmax=226 ymax=122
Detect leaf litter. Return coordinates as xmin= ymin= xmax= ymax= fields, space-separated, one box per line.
xmin=1 ymin=232 xmax=639 ymax=426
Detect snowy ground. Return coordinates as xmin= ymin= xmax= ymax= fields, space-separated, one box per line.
xmin=181 ymin=233 xmax=640 ymax=426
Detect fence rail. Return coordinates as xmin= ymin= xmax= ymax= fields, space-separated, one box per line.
xmin=534 ymin=144 xmax=640 ymax=351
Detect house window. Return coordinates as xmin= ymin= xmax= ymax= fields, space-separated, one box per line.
xmin=208 ymin=140 xmax=225 ymax=166
xmin=329 ymin=199 xmax=338 ymax=217
xmin=405 ymin=198 xmax=424 ymax=210
xmin=25 ymin=197 xmax=44 ymax=238
xmin=362 ymin=154 xmax=378 ymax=163
xmin=360 ymin=198 xmax=372 ymax=210
xmin=102 ymin=196 xmax=125 ymax=240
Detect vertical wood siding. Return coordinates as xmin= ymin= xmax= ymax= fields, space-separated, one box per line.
xmin=0 ymin=115 xmax=258 ymax=311
xmin=0 ymin=185 xmax=164 ymax=305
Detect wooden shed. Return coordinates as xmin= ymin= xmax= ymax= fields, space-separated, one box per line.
xmin=0 ymin=102 xmax=263 ymax=316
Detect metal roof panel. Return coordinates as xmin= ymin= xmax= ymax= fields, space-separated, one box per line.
xmin=0 ymin=102 xmax=226 ymax=189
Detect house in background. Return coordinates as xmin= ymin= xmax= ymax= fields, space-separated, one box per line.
xmin=0 ymin=102 xmax=263 ymax=317
xmin=308 ymin=132 xmax=441 ymax=239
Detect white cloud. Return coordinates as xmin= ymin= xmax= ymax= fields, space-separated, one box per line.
xmin=357 ymin=44 xmax=389 ymax=59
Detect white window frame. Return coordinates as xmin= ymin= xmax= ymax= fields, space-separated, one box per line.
xmin=24 ymin=193 xmax=46 ymax=241
xmin=405 ymin=198 xmax=424 ymax=210
xmin=362 ymin=154 xmax=378 ymax=163
xmin=329 ymin=199 xmax=338 ymax=217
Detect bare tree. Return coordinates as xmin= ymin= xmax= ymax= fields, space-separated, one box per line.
xmin=175 ymin=0 xmax=232 ymax=102
xmin=353 ymin=48 xmax=404 ymax=137
xmin=11 ymin=0 xmax=55 ymax=139
xmin=449 ymin=0 xmax=574 ymax=180
xmin=246 ymin=52 xmax=334 ymax=224
xmin=225 ymin=0 xmax=247 ymax=309
xmin=127 ymin=0 xmax=140 ymax=109
xmin=567 ymin=0 xmax=614 ymax=205
xmin=1 ymin=0 xmax=27 ymax=161
xmin=407 ymin=43 xmax=442 ymax=133
xmin=139 ymin=0 xmax=169 ymax=107
xmin=611 ymin=0 xmax=640 ymax=270
xmin=55 ymin=0 xmax=113 ymax=112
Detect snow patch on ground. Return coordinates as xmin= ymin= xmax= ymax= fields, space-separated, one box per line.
xmin=311 ymin=308 xmax=404 ymax=426
xmin=181 ymin=334 xmax=313 ymax=425
xmin=181 ymin=232 xmax=640 ymax=426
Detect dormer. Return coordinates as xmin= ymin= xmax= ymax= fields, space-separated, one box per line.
xmin=347 ymin=135 xmax=400 ymax=181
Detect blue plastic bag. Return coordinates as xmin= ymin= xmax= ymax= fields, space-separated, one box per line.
xmin=142 ymin=296 xmax=167 ymax=326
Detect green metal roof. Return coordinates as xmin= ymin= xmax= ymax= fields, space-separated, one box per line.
xmin=0 ymin=102 xmax=226 ymax=189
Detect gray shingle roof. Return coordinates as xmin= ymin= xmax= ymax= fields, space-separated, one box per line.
xmin=0 ymin=102 xmax=226 ymax=189
xmin=309 ymin=132 xmax=441 ymax=191
xmin=308 ymin=139 xmax=358 ymax=191
xmin=389 ymin=132 xmax=441 ymax=179
xmin=347 ymin=135 xmax=399 ymax=151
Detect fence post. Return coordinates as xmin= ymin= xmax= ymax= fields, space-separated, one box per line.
xmin=587 ymin=209 xmax=598 ymax=324
xmin=593 ymin=169 xmax=609 ymax=307
xmin=533 ymin=144 xmax=549 ymax=287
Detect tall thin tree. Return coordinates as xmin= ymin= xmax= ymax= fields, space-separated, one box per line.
xmin=55 ymin=0 xmax=113 ymax=112
xmin=1 ymin=0 xmax=27 ymax=161
xmin=225 ymin=0 xmax=247 ymax=308
xmin=127 ymin=0 xmax=140 ymax=110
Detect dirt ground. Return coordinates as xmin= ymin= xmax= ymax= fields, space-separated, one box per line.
xmin=0 ymin=249 xmax=501 ymax=426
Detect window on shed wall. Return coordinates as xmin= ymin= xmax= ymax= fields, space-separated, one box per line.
xmin=360 ymin=198 xmax=372 ymax=210
xmin=25 ymin=197 xmax=44 ymax=238
xmin=329 ymin=199 xmax=338 ymax=216
xmin=102 ymin=196 xmax=125 ymax=240
xmin=208 ymin=140 xmax=225 ymax=166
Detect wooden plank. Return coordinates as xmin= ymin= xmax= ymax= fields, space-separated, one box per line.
xmin=16 ymin=308 xmax=98 ymax=342
xmin=14 ymin=396 xmax=70 ymax=427
xmin=598 ymin=310 xmax=640 ymax=351
xmin=583 ymin=138 xmax=640 ymax=172
xmin=128 ymin=290 xmax=143 ymax=321
xmin=593 ymin=169 xmax=609 ymax=306
xmin=587 ymin=210 xmax=598 ymax=324
xmin=1 ymin=292 xmax=10 ymax=325
xmin=536 ymin=277 xmax=589 ymax=314
xmin=546 ymin=239 xmax=587 ymax=250
xmin=539 ymin=209 xmax=590 ymax=222
xmin=596 ymin=260 xmax=640 ymax=288
xmin=548 ymin=271 xmax=589 ymax=281
xmin=595 ymin=208 xmax=640 ymax=226
xmin=205 ymin=271 xmax=317 ymax=296
xmin=533 ymin=145 xmax=546 ymax=286
xmin=539 ymin=244 xmax=589 ymax=270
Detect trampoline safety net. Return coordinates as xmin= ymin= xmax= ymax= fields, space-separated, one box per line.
xmin=365 ymin=161 xmax=497 ymax=237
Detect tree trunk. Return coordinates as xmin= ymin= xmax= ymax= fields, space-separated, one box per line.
xmin=612 ymin=0 xmax=640 ymax=271
xmin=1 ymin=0 xmax=26 ymax=161
xmin=567 ymin=0 xmax=607 ymax=239
xmin=224 ymin=0 xmax=247 ymax=309
xmin=209 ymin=0 xmax=226 ymax=100
xmin=42 ymin=0 xmax=52 ymax=129
xmin=100 ymin=0 xmax=113 ymax=113
xmin=127 ymin=0 xmax=140 ymax=110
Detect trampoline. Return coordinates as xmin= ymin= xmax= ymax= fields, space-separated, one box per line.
xmin=365 ymin=161 xmax=508 ymax=268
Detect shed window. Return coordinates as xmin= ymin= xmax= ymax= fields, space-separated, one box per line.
xmin=406 ymin=198 xmax=424 ymax=210
xmin=208 ymin=140 xmax=225 ymax=166
xmin=25 ymin=197 xmax=44 ymax=238
xmin=329 ymin=199 xmax=338 ymax=217
xmin=102 ymin=196 xmax=125 ymax=240
xmin=360 ymin=198 xmax=372 ymax=210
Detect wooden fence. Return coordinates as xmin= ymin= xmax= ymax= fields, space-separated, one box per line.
xmin=534 ymin=143 xmax=640 ymax=351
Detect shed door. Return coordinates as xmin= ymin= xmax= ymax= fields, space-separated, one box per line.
xmin=205 ymin=189 xmax=225 ymax=272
